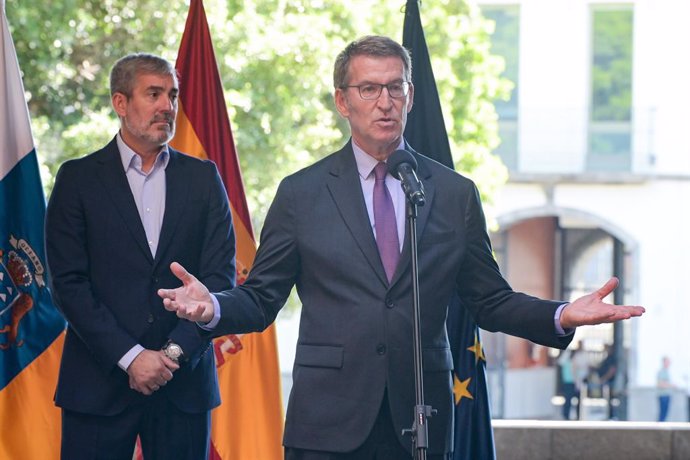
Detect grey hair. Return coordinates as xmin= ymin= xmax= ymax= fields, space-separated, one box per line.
xmin=110 ymin=53 xmax=177 ymax=98
xmin=333 ymin=35 xmax=412 ymax=88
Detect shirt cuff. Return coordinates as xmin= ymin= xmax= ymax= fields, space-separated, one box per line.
xmin=197 ymin=294 xmax=221 ymax=331
xmin=118 ymin=344 xmax=145 ymax=372
xmin=554 ymin=303 xmax=575 ymax=336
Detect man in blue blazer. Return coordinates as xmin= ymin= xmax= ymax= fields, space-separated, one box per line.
xmin=45 ymin=53 xmax=235 ymax=459
xmin=159 ymin=36 xmax=645 ymax=459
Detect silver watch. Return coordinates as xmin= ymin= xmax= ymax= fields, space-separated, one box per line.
xmin=162 ymin=341 xmax=184 ymax=363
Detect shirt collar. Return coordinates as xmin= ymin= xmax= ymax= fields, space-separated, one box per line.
xmin=352 ymin=138 xmax=406 ymax=180
xmin=117 ymin=132 xmax=170 ymax=173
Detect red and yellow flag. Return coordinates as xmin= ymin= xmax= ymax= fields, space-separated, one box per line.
xmin=170 ymin=1 xmax=284 ymax=459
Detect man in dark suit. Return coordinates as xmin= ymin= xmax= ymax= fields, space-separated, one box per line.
xmin=45 ymin=53 xmax=235 ymax=459
xmin=158 ymin=36 xmax=644 ymax=459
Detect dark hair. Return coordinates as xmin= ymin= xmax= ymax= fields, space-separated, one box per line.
xmin=110 ymin=53 xmax=177 ymax=98
xmin=333 ymin=35 xmax=412 ymax=88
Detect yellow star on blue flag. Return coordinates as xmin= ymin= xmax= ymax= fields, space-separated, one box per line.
xmin=453 ymin=374 xmax=474 ymax=405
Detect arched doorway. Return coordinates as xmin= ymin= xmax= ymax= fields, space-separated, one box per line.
xmin=483 ymin=208 xmax=638 ymax=420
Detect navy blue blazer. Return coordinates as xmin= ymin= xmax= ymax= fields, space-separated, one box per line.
xmin=46 ymin=137 xmax=235 ymax=416
xmin=211 ymin=142 xmax=572 ymax=455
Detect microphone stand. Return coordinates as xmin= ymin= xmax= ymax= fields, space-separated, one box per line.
xmin=401 ymin=197 xmax=435 ymax=460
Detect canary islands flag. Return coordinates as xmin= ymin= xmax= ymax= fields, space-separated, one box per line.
xmin=0 ymin=1 xmax=67 ymax=458
xmin=170 ymin=1 xmax=284 ymax=458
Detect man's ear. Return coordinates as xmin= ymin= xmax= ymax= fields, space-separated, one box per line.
xmin=334 ymin=88 xmax=350 ymax=119
xmin=406 ymin=83 xmax=414 ymax=114
xmin=112 ymin=92 xmax=127 ymax=118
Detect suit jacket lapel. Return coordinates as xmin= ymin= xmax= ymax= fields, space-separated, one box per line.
xmin=154 ymin=149 xmax=190 ymax=268
xmin=390 ymin=147 xmax=434 ymax=287
xmin=326 ymin=143 xmax=390 ymax=287
xmin=96 ymin=138 xmax=153 ymax=263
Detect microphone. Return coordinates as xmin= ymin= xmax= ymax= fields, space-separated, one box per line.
xmin=387 ymin=149 xmax=425 ymax=206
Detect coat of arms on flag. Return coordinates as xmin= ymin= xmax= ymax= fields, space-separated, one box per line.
xmin=0 ymin=234 xmax=47 ymax=349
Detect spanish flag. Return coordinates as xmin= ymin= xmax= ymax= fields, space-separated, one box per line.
xmin=0 ymin=1 xmax=67 ymax=458
xmin=170 ymin=1 xmax=284 ymax=458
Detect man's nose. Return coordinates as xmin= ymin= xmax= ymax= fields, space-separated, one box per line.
xmin=160 ymin=95 xmax=175 ymax=112
xmin=376 ymin=87 xmax=394 ymax=109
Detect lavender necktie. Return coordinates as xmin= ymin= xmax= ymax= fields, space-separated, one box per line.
xmin=373 ymin=162 xmax=400 ymax=282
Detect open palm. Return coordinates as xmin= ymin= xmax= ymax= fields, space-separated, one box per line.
xmin=560 ymin=277 xmax=645 ymax=329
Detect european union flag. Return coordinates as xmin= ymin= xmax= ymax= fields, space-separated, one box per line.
xmin=403 ymin=1 xmax=496 ymax=458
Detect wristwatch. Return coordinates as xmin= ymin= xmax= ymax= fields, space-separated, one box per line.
xmin=162 ymin=340 xmax=184 ymax=363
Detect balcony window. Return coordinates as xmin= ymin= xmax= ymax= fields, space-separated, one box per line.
xmin=588 ymin=6 xmax=634 ymax=172
xmin=482 ymin=5 xmax=520 ymax=171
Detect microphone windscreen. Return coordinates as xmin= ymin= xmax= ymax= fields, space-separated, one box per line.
xmin=387 ymin=149 xmax=418 ymax=178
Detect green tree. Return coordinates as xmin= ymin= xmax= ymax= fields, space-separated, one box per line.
xmin=7 ymin=0 xmax=508 ymax=226
xmin=7 ymin=0 xmax=189 ymax=187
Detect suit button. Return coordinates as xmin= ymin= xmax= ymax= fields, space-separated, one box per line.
xmin=376 ymin=344 xmax=386 ymax=355
xmin=152 ymin=277 xmax=159 ymax=284
xmin=147 ymin=314 xmax=155 ymax=324
xmin=385 ymin=297 xmax=394 ymax=309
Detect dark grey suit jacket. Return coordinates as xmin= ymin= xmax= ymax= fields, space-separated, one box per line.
xmin=46 ymin=137 xmax=236 ymax=416
xmin=213 ymin=141 xmax=571 ymax=455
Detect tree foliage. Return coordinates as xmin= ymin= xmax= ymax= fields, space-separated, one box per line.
xmin=7 ymin=0 xmax=509 ymax=227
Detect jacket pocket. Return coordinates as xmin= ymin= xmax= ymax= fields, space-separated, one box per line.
xmin=295 ymin=344 xmax=344 ymax=369
xmin=420 ymin=230 xmax=456 ymax=247
xmin=422 ymin=347 xmax=454 ymax=372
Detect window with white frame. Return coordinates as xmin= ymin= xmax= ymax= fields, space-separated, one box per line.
xmin=588 ymin=5 xmax=634 ymax=172
xmin=481 ymin=4 xmax=520 ymax=171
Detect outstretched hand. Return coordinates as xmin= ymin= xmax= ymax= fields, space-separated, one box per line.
xmin=158 ymin=262 xmax=214 ymax=323
xmin=560 ymin=277 xmax=645 ymax=329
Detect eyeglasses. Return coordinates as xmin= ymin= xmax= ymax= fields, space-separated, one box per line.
xmin=340 ymin=81 xmax=411 ymax=100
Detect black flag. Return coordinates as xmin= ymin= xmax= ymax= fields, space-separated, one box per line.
xmin=402 ymin=0 xmax=453 ymax=167
xmin=403 ymin=2 xmax=496 ymax=459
